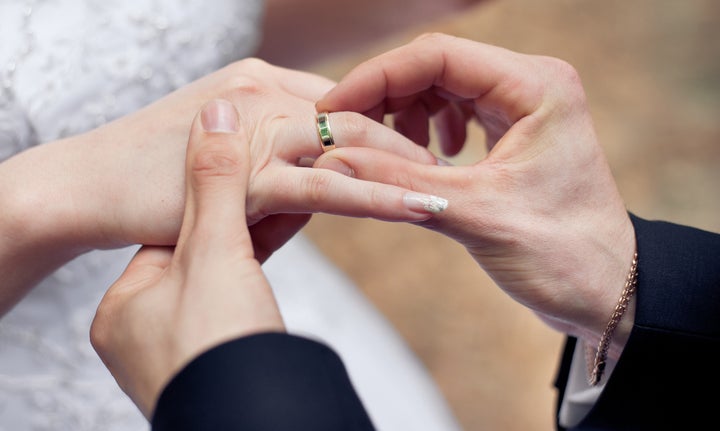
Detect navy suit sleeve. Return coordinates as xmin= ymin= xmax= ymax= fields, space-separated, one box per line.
xmin=151 ymin=333 xmax=375 ymax=431
xmin=555 ymin=214 xmax=720 ymax=430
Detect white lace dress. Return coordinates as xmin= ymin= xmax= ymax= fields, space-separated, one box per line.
xmin=0 ymin=1 xmax=461 ymax=430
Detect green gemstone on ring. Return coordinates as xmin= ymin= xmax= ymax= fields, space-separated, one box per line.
xmin=317 ymin=112 xmax=335 ymax=149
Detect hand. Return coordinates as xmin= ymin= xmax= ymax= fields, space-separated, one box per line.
xmin=102 ymin=59 xmax=449 ymax=251
xmin=315 ymin=33 xmax=637 ymax=353
xmin=5 ymin=59 xmax=441 ymax=258
xmin=90 ymin=100 xmax=284 ymax=419
xmin=0 ymin=58 xmax=445 ymax=312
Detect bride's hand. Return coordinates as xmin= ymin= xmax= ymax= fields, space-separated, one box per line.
xmin=0 ymin=58 xmax=444 ymax=313
xmin=4 ymin=59 xmax=441 ymax=254
xmin=97 ymin=58 xmax=444 ymax=252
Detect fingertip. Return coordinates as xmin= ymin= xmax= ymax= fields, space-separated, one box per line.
xmin=316 ymin=88 xmax=346 ymax=115
xmin=434 ymin=104 xmax=467 ymax=157
xmin=315 ymin=98 xmax=331 ymax=115
xmin=436 ymin=157 xmax=454 ymax=166
xmin=403 ymin=192 xmax=449 ymax=215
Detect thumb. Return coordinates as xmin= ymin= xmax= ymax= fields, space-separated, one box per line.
xmin=177 ymin=99 xmax=253 ymax=257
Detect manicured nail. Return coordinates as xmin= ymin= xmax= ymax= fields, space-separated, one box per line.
xmin=201 ymin=99 xmax=239 ymax=133
xmin=403 ymin=192 xmax=448 ymax=214
xmin=318 ymin=158 xmax=354 ymax=177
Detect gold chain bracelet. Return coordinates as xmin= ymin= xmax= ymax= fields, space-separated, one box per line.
xmin=586 ymin=251 xmax=639 ymax=386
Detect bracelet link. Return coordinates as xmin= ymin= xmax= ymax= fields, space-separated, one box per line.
xmin=587 ymin=251 xmax=639 ymax=386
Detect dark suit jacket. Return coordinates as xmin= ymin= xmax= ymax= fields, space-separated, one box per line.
xmin=555 ymin=214 xmax=720 ymax=430
xmin=152 ymin=333 xmax=376 ymax=431
xmin=152 ymin=214 xmax=720 ymax=431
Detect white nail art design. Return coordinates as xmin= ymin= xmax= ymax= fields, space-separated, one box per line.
xmin=403 ymin=192 xmax=449 ymax=214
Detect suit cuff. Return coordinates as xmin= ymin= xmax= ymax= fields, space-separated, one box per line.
xmin=152 ymin=332 xmax=375 ymax=431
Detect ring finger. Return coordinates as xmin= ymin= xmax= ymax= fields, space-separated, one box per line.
xmin=275 ymin=110 xmax=441 ymax=165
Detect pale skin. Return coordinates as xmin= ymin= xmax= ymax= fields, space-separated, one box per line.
xmin=85 ymin=33 xmax=636 ymax=421
xmin=1 ymin=0 xmax=480 ymax=314
xmin=315 ymin=33 xmax=638 ymax=358
xmin=90 ymin=99 xmax=286 ymax=419
xmin=0 ymin=0 xmax=482 ymax=314
xmin=0 ymin=59 xmax=441 ymax=315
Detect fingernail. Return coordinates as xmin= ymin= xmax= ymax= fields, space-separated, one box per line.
xmin=297 ymin=157 xmax=316 ymax=168
xmin=201 ymin=99 xmax=240 ymax=133
xmin=436 ymin=157 xmax=454 ymax=166
xmin=318 ymin=158 xmax=354 ymax=177
xmin=403 ymin=192 xmax=448 ymax=214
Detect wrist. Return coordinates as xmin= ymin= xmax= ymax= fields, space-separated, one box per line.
xmin=0 ymin=145 xmax=92 ymax=312
xmin=594 ymin=215 xmax=637 ymax=354
xmin=0 ymin=134 xmax=112 ymax=251
xmin=586 ymin=250 xmax=638 ymax=385
xmin=547 ymin=207 xmax=636 ymax=366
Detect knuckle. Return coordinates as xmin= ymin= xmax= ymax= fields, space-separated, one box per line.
xmin=397 ymin=170 xmax=421 ymax=192
xmin=222 ymin=61 xmax=271 ymax=99
xmin=245 ymin=178 xmax=270 ymax=224
xmin=547 ymin=57 xmax=581 ymax=82
xmin=551 ymin=58 xmax=583 ymax=90
xmin=237 ymin=57 xmax=270 ymax=70
xmin=89 ymin=307 xmax=111 ymax=352
xmin=301 ymin=172 xmax=333 ymax=206
xmin=367 ymin=185 xmax=389 ymax=210
xmin=413 ymin=32 xmax=451 ymax=44
xmin=227 ymin=76 xmax=266 ymax=99
xmin=227 ymin=57 xmax=271 ymax=76
xmin=191 ymin=146 xmax=242 ymax=179
xmin=335 ymin=112 xmax=369 ymax=146
xmin=540 ymin=57 xmax=587 ymax=104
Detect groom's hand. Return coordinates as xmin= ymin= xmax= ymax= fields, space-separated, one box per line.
xmin=91 ymin=99 xmax=285 ymax=419
xmin=315 ymin=33 xmax=636 ymax=351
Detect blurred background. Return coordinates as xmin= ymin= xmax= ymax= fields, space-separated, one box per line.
xmin=259 ymin=1 xmax=720 ymax=430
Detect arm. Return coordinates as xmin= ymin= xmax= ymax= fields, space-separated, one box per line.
xmin=316 ymin=33 xmax=637 ymax=355
xmin=316 ymin=33 xmax=720 ymax=429
xmin=0 ymin=58 xmax=443 ymax=315
xmin=91 ymin=100 xmax=373 ymax=428
xmin=152 ymin=334 xmax=374 ymax=431
xmin=0 ymin=135 xmax=99 ymax=314
xmin=555 ymin=214 xmax=720 ymax=430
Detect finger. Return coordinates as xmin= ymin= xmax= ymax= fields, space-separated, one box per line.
xmin=178 ymin=99 xmax=253 ymax=257
xmin=249 ymin=164 xmax=448 ymax=222
xmin=278 ymin=111 xmax=439 ymax=165
xmin=90 ymin=245 xmax=174 ymax=363
xmin=313 ymin=147 xmax=441 ymax=193
xmin=433 ymin=103 xmax=467 ymax=157
xmin=103 ymin=246 xmax=173 ymax=298
xmin=364 ymin=104 xmax=387 ymax=123
xmin=317 ymin=33 xmax=542 ymax=123
xmin=249 ymin=213 xmax=311 ymax=263
xmin=393 ymin=101 xmax=431 ymax=147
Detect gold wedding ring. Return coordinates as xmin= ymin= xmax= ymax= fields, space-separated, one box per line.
xmin=316 ymin=111 xmax=336 ymax=152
